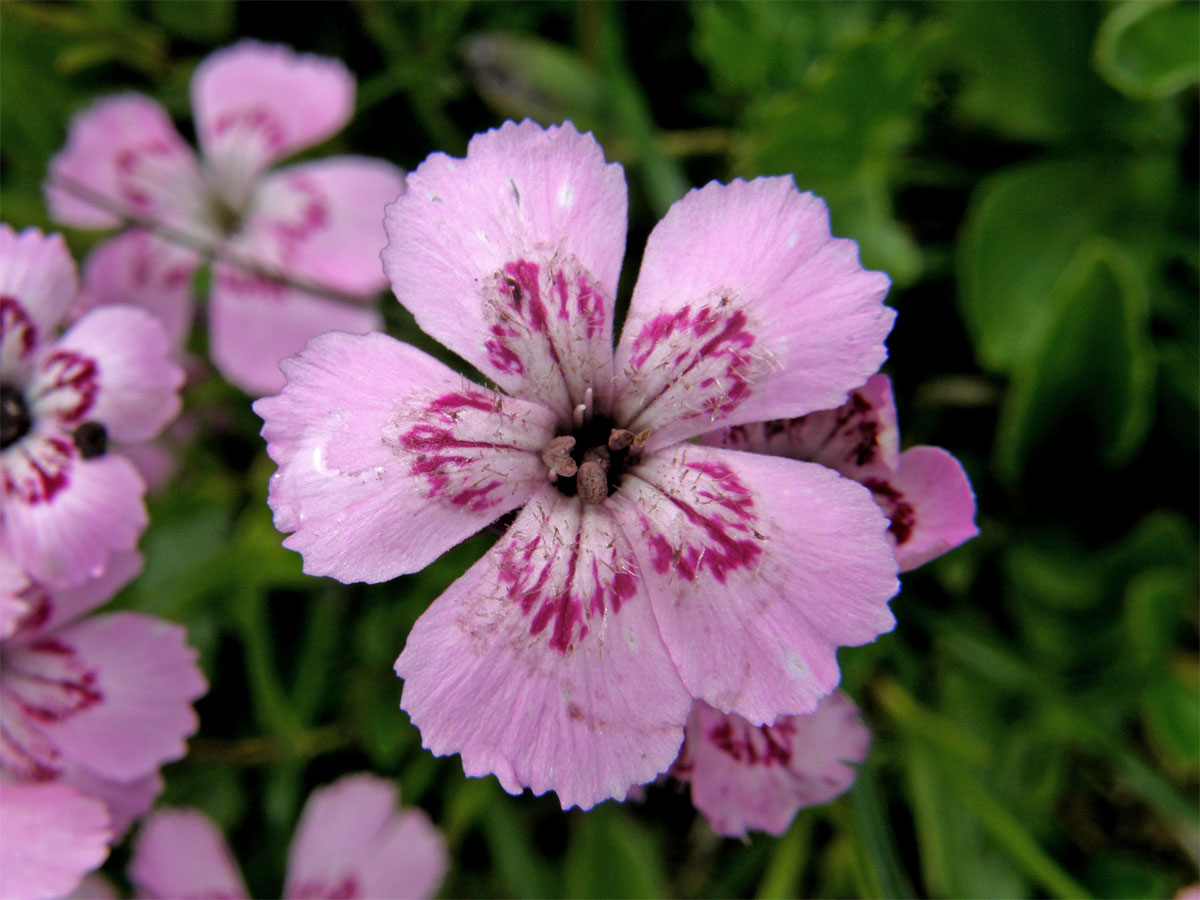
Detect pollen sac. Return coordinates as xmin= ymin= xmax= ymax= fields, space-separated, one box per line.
xmin=607 ymin=428 xmax=635 ymax=451
xmin=541 ymin=435 xmax=578 ymax=477
xmin=72 ymin=421 xmax=108 ymax=459
xmin=577 ymin=459 xmax=609 ymax=504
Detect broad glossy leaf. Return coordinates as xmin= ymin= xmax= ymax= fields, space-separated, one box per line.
xmin=995 ymin=240 xmax=1154 ymax=480
xmin=1095 ymin=1 xmax=1200 ymax=99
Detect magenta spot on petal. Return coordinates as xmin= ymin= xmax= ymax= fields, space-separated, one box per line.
xmin=271 ymin=174 xmax=329 ymax=247
xmin=482 ymin=256 xmax=606 ymax=376
xmin=211 ymin=105 xmax=286 ymax=150
xmin=863 ymin=478 xmax=916 ymax=545
xmin=642 ymin=460 xmax=762 ymax=584
xmin=39 ymin=350 xmax=99 ymax=423
xmin=0 ymin=296 xmax=37 ymax=361
xmin=2 ymin=435 xmax=74 ymax=504
xmin=709 ymin=716 xmax=795 ymax=768
xmin=628 ymin=298 xmax=759 ymax=422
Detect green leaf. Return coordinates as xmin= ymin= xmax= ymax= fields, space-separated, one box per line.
xmin=1095 ymin=1 xmax=1200 ymax=99
xmin=1141 ymin=672 xmax=1200 ymax=769
xmin=941 ymin=2 xmax=1111 ymax=142
xmin=564 ymin=804 xmax=669 ymax=899
xmin=995 ymin=239 xmax=1154 ymax=480
xmin=1123 ymin=566 xmax=1193 ymax=671
xmin=736 ymin=16 xmax=944 ymax=285
xmin=149 ymin=0 xmax=234 ymax=41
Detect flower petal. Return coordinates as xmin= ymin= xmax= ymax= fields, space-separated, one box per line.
xmin=700 ymin=373 xmax=901 ymax=474
xmin=614 ymin=179 xmax=894 ymax=449
xmin=622 ymin=443 xmax=897 ymax=723
xmin=32 ymin=611 xmax=206 ymax=782
xmin=58 ymin=762 xmax=162 ymax=839
xmin=0 ymin=227 xmax=78 ymax=371
xmin=254 ymin=331 xmax=555 ymax=583
xmin=396 ymin=485 xmax=691 ymax=810
xmin=250 ymin=157 xmax=405 ymax=294
xmin=76 ymin=230 xmax=199 ymax=349
xmin=383 ymin=120 xmax=626 ymax=420
xmin=207 ymin=269 xmax=380 ymax=396
xmin=192 ymin=40 xmax=354 ymax=186
xmin=3 ymin=453 xmax=147 ymax=588
xmin=53 ymin=307 xmax=184 ymax=444
xmin=0 ymin=781 xmax=110 ymax=900
xmin=871 ymin=446 xmax=979 ymax=572
xmin=10 ymin=550 xmax=142 ymax=640
xmin=46 ymin=94 xmax=209 ymax=234
xmin=284 ymin=774 xmax=447 ymax=900
xmin=130 ymin=808 xmax=249 ymax=900
xmin=679 ymin=693 xmax=870 ymax=837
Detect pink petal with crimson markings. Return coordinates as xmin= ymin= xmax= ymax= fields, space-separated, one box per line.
xmin=253 ymin=157 xmax=405 ymax=295
xmin=76 ymin=229 xmax=199 ymax=349
xmin=130 ymin=808 xmax=248 ymax=900
xmin=207 ymin=268 xmax=380 ymax=396
xmin=0 ymin=228 xmax=78 ymax=360
xmin=192 ymin=40 xmax=354 ymax=183
xmin=32 ymin=611 xmax=206 ymax=782
xmin=45 ymin=94 xmax=204 ymax=231
xmin=614 ymin=179 xmax=893 ymax=450
xmin=3 ymin=453 xmax=147 ymax=589
xmin=622 ymin=443 xmax=897 ymax=724
xmin=0 ymin=781 xmax=110 ymax=900
xmin=383 ymin=120 xmax=626 ymax=419
xmin=882 ymin=445 xmax=978 ymax=572
xmin=397 ymin=486 xmax=691 ymax=810
xmin=254 ymin=331 xmax=555 ymax=583
xmin=54 ymin=307 xmax=184 ymax=444
xmin=284 ymin=774 xmax=446 ymax=900
xmin=681 ymin=693 xmax=869 ymax=837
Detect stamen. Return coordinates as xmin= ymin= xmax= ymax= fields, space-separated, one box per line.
xmin=72 ymin=422 xmax=108 ymax=459
xmin=572 ymin=386 xmax=594 ymax=427
xmin=608 ymin=428 xmax=635 ymax=451
xmin=541 ymin=435 xmax=577 ymax=477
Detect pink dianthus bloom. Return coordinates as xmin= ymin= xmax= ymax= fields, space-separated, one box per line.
xmin=672 ymin=375 xmax=976 ymax=836
xmin=0 ymin=547 xmax=207 ymax=837
xmin=0 ymin=226 xmax=183 ymax=588
xmin=130 ymin=773 xmax=447 ymax=900
xmin=0 ymin=780 xmax=111 ymax=900
xmin=255 ymin=120 xmax=900 ymax=809
xmin=47 ymin=40 xmax=405 ymax=395
xmin=671 ymin=692 xmax=870 ymax=838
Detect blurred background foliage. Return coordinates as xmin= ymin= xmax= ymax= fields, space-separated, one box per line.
xmin=1 ymin=1 xmax=1197 ymax=897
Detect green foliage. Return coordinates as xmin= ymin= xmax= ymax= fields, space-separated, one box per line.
xmin=0 ymin=1 xmax=1196 ymax=898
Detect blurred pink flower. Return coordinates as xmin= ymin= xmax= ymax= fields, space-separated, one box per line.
xmin=0 ymin=226 xmax=183 ymax=588
xmin=0 ymin=547 xmax=207 ymax=837
xmin=671 ymin=693 xmax=870 ymax=838
xmin=47 ymin=40 xmax=405 ymax=395
xmin=0 ymin=780 xmax=111 ymax=900
xmin=255 ymin=120 xmax=900 ymax=809
xmin=130 ymin=773 xmax=447 ymax=900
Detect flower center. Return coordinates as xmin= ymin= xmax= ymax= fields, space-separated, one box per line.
xmin=0 ymin=384 xmax=30 ymax=449
xmin=542 ymin=415 xmax=643 ymax=504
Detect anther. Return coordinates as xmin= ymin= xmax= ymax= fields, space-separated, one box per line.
xmin=607 ymin=428 xmax=635 ymax=451
xmin=541 ymin=435 xmax=577 ymax=477
xmin=1 ymin=384 xmax=31 ymax=450
xmin=577 ymin=460 xmax=608 ymax=504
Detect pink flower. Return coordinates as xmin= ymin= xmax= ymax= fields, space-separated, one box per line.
xmin=129 ymin=773 xmax=447 ymax=900
xmin=700 ymin=373 xmax=978 ymax=572
xmin=255 ymin=120 xmax=900 ymax=809
xmin=0 ymin=780 xmax=111 ymax=900
xmin=670 ymin=375 xmax=977 ymax=837
xmin=0 ymin=226 xmax=183 ymax=588
xmin=671 ymin=693 xmax=870 ymax=838
xmin=47 ymin=40 xmax=405 ymax=396
xmin=0 ymin=548 xmax=207 ymax=837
